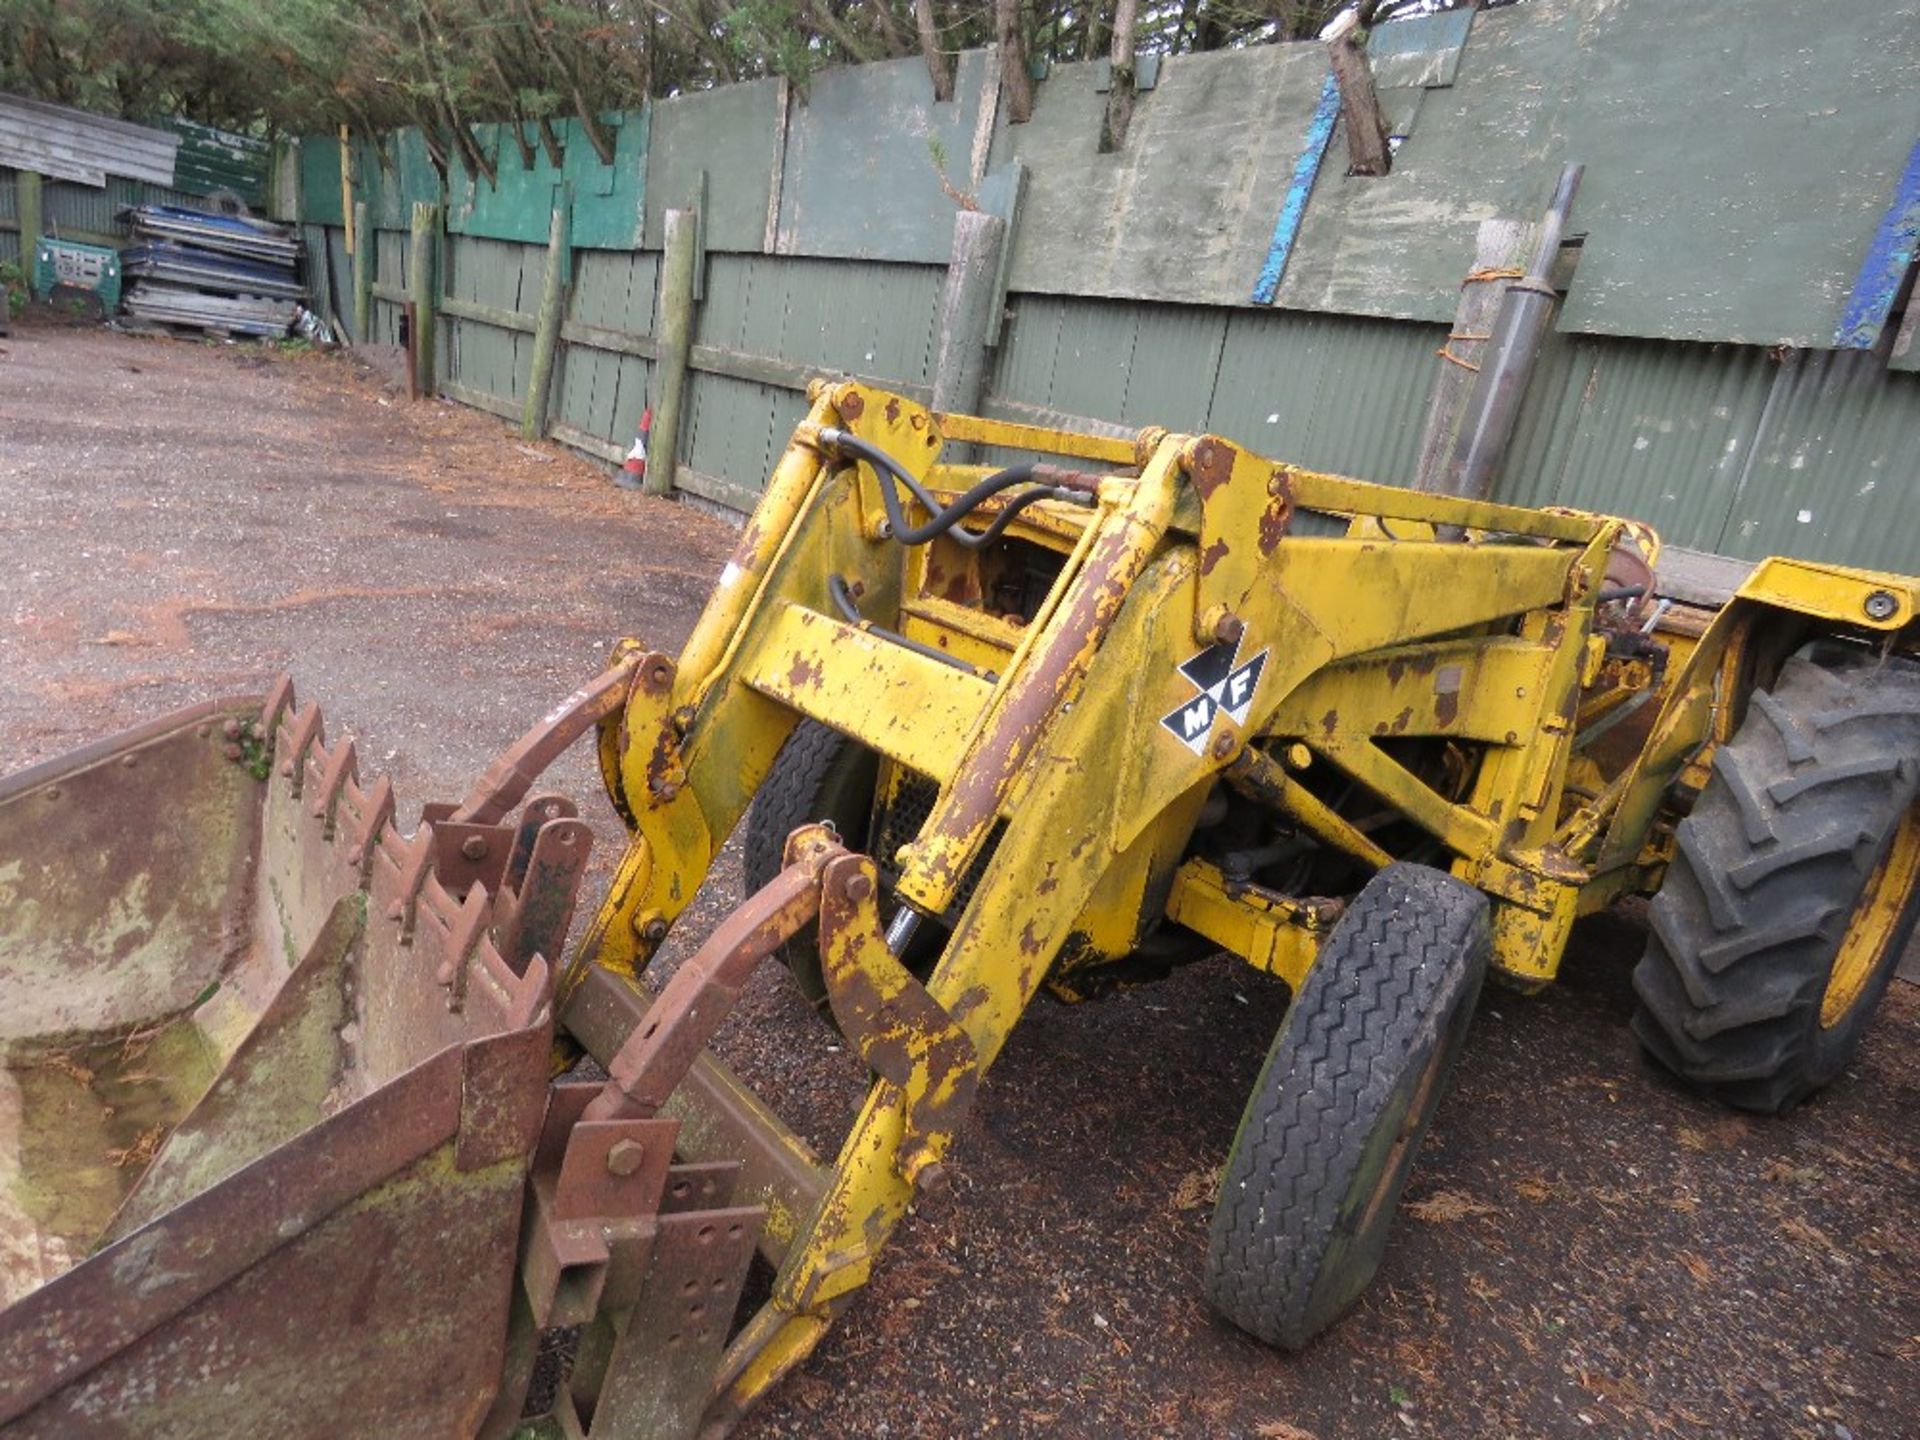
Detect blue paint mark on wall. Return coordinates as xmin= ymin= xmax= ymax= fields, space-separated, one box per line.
xmin=1252 ymin=72 xmax=1342 ymax=306
xmin=1835 ymin=135 xmax=1920 ymax=349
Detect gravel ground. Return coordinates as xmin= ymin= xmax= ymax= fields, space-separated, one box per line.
xmin=3 ymin=315 xmax=1915 ymax=1440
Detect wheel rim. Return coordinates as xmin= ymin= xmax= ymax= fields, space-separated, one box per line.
xmin=1352 ymin=1032 xmax=1451 ymax=1241
xmin=1821 ymin=802 xmax=1920 ymax=1028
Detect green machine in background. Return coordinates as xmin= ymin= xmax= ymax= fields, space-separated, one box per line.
xmin=33 ymin=238 xmax=122 ymax=311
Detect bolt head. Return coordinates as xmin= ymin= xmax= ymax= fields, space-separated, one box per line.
xmin=222 ymin=719 xmax=243 ymax=740
xmin=460 ymin=835 xmax=489 ymax=861
xmin=1864 ymin=589 xmax=1899 ymax=621
xmin=1211 ymin=730 xmax=1238 ymax=760
xmin=643 ymin=918 xmax=669 ymax=943
xmin=606 ymin=1139 xmax=645 ymax=1177
xmin=843 ymin=872 xmax=875 ymax=903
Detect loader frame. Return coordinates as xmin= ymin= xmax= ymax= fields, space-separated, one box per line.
xmin=559 ymin=380 xmax=1918 ymax=1429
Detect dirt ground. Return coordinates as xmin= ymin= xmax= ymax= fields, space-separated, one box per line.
xmin=3 ymin=314 xmax=1915 ymax=1440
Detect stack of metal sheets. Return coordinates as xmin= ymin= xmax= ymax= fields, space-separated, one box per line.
xmin=120 ymin=204 xmax=304 ymax=338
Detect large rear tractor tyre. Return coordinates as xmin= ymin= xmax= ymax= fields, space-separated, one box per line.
xmin=1633 ymin=654 xmax=1920 ymax=1114
xmin=1204 ymin=862 xmax=1490 ymax=1350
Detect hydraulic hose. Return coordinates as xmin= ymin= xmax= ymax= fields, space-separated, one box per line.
xmin=817 ymin=426 xmax=1090 ymax=549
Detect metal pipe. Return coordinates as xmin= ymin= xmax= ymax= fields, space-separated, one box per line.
xmin=1441 ymin=164 xmax=1584 ymax=502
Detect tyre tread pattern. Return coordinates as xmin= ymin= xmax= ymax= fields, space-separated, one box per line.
xmin=1632 ymin=655 xmax=1920 ymax=1113
xmin=1205 ymin=863 xmax=1490 ymax=1350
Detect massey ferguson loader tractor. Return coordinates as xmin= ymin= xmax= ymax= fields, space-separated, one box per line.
xmin=2 ymin=380 xmax=1914 ymax=1436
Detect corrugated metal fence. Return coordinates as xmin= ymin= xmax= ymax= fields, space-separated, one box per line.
xmin=296 ymin=204 xmax=1920 ymax=569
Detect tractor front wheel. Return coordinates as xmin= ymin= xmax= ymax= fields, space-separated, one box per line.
xmin=1204 ymin=862 xmax=1490 ymax=1350
xmin=745 ymin=720 xmax=881 ymax=1016
xmin=1633 ymin=653 xmax=1920 ymax=1113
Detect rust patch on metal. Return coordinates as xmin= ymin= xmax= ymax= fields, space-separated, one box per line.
xmin=1197 ymin=538 xmax=1230 ymax=577
xmin=786 ymin=656 xmax=821 ymax=692
xmin=1185 ymin=437 xmax=1236 ymax=501
xmin=885 ymin=397 xmax=901 ymax=425
xmin=837 ymin=390 xmax=865 ymax=422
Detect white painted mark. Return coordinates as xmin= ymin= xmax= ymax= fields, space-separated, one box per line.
xmin=1796 ymin=509 xmax=1813 ymax=524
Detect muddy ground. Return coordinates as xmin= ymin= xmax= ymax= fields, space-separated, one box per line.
xmin=3 ymin=315 xmax=1915 ymax=1439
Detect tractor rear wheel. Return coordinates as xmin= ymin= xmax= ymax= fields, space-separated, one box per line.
xmin=1204 ymin=862 xmax=1490 ymax=1350
xmin=1633 ymin=653 xmax=1920 ymax=1114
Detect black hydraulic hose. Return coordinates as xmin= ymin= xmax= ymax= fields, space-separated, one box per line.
xmin=1595 ymin=584 xmax=1648 ymax=605
xmin=828 ymin=574 xmax=993 ymax=679
xmin=817 ymin=427 xmax=1088 ymax=549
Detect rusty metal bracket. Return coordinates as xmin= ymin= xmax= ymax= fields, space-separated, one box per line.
xmin=816 ymin=853 xmax=979 ymax=1190
xmin=586 ymin=824 xmax=847 ymax=1123
xmin=450 ymin=654 xmax=646 ymax=826
xmin=494 ymin=811 xmax=595 ymax=978
xmin=1185 ymin=436 xmax=1295 ymax=646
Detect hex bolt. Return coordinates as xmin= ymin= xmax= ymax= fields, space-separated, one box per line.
xmin=635 ymin=911 xmax=669 ymax=942
xmin=1864 ymin=589 xmax=1899 ymax=621
xmin=222 ymin=718 xmax=243 ymax=740
xmin=460 ymin=835 xmax=489 ymax=861
xmin=1211 ymin=730 xmax=1239 ymax=761
xmin=606 ymin=1140 xmax=645 ymax=1177
xmin=843 ymin=872 xmax=875 ymax=903
xmin=671 ymin=705 xmax=697 ymax=734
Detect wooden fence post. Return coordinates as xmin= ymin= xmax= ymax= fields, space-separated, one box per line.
xmin=522 ymin=206 xmax=570 ymax=440
xmin=352 ymin=200 xmax=373 ymax=344
xmin=409 ymin=201 xmax=439 ymax=396
xmin=931 ymin=209 xmax=1008 ymax=418
xmin=17 ymin=172 xmax=43 ymax=297
xmin=647 ymin=207 xmax=699 ymax=496
xmin=1411 ymin=218 xmax=1534 ymax=492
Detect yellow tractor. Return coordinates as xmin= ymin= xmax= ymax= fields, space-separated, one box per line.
xmin=3 ymin=381 xmax=1915 ymax=1436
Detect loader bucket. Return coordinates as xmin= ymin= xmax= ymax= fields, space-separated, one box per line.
xmin=0 ymin=681 xmax=591 ymax=1437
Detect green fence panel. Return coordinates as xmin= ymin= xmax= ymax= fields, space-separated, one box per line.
xmin=300 ymin=136 xmax=345 ymax=226
xmin=566 ymin=110 xmax=648 ymax=251
xmin=645 ymin=80 xmax=782 ymax=252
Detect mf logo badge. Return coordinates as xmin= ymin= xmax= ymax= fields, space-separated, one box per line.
xmin=1161 ymin=638 xmax=1268 ymax=754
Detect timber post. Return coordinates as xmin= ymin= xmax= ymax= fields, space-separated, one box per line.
xmin=17 ymin=171 xmax=43 ymax=297
xmin=648 ymin=207 xmax=699 ymax=497
xmin=408 ymin=200 xmax=439 ymax=397
xmin=352 ymin=200 xmax=373 ymax=345
xmin=1412 ymin=218 xmax=1535 ymax=493
xmin=1326 ymin=17 xmax=1390 ymax=177
xmin=522 ymin=205 xmax=570 ymax=441
xmin=930 ymin=209 xmax=1008 ymax=419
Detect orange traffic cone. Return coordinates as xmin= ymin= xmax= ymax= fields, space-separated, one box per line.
xmin=617 ymin=407 xmax=652 ymax=490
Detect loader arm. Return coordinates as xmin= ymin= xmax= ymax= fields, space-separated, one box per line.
xmin=562 ymin=381 xmax=1654 ymax=1428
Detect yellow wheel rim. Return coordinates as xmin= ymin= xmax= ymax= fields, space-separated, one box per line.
xmin=1822 ymin=803 xmax=1920 ymax=1028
